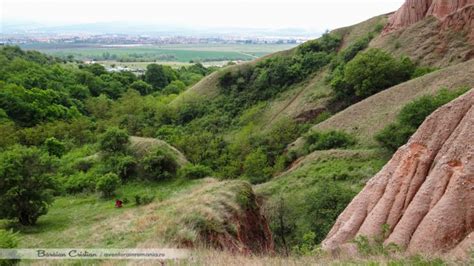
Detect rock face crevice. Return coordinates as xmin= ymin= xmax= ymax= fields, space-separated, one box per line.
xmin=322 ymin=89 xmax=474 ymax=258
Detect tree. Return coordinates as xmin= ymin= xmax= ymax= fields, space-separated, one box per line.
xmin=142 ymin=149 xmax=178 ymax=180
xmin=96 ymin=173 xmax=121 ymax=198
xmin=375 ymin=88 xmax=468 ymax=152
xmin=68 ymin=84 xmax=90 ymax=100
xmin=0 ymin=146 xmax=56 ymax=225
xmin=243 ymin=148 xmax=272 ymax=184
xmin=144 ymin=64 xmax=172 ymax=90
xmin=98 ymin=127 xmax=130 ymax=154
xmin=306 ymin=181 xmax=355 ymax=242
xmin=83 ymin=63 xmax=107 ymax=76
xmin=129 ymin=80 xmax=153 ymax=96
xmin=44 ymin=137 xmax=66 ymax=157
xmin=178 ymin=164 xmax=212 ymax=179
xmin=333 ymin=49 xmax=414 ymax=100
xmin=163 ymin=80 xmax=186 ymax=95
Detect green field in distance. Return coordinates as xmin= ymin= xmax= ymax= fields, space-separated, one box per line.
xmin=20 ymin=43 xmax=297 ymax=64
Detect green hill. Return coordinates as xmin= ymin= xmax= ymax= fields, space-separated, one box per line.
xmin=1 ymin=6 xmax=473 ymax=265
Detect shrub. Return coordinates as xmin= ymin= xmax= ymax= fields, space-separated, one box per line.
xmin=98 ymin=127 xmax=130 ymax=153
xmin=96 ymin=173 xmax=120 ymax=198
xmin=304 ymin=130 xmax=356 ymax=153
xmin=129 ymin=80 xmax=153 ymax=95
xmin=134 ymin=194 xmax=155 ymax=205
xmin=306 ymin=180 xmax=356 ymax=242
xmin=375 ymin=123 xmax=416 ymax=152
xmin=298 ymin=32 xmax=341 ymax=55
xmin=0 ymin=145 xmax=57 ymax=225
xmin=104 ymin=155 xmax=136 ymax=180
xmin=163 ymin=80 xmax=186 ymax=95
xmin=411 ymin=66 xmax=437 ymax=79
xmin=352 ymin=224 xmax=400 ymax=256
xmin=62 ymin=172 xmax=97 ymax=194
xmin=144 ymin=64 xmax=174 ymax=89
xmin=243 ymin=148 xmax=272 ymax=184
xmin=142 ymin=149 xmax=178 ymax=180
xmin=376 ymin=88 xmax=468 ymax=151
xmin=292 ymin=231 xmax=319 ymax=255
xmin=339 ymin=35 xmax=371 ymax=63
xmin=332 ymin=49 xmax=415 ymax=101
xmin=344 ymin=49 xmax=414 ymax=98
xmin=44 ymin=137 xmax=66 ymax=157
xmin=179 ymin=164 xmax=212 ymax=179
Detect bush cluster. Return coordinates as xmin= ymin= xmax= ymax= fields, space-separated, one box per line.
xmin=304 ymin=130 xmax=356 ymax=153
xmin=218 ymin=33 xmax=341 ymax=111
xmin=0 ymin=146 xmax=56 ymax=225
xmin=330 ymin=49 xmax=415 ymax=102
xmin=178 ymin=164 xmax=213 ymax=179
xmin=96 ymin=173 xmax=121 ymax=198
xmin=376 ymin=88 xmax=469 ymax=151
xmin=142 ymin=149 xmax=179 ymax=180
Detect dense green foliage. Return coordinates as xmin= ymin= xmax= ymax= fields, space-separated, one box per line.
xmin=264 ymin=155 xmax=386 ymax=252
xmin=326 ymin=24 xmax=435 ymax=106
xmin=304 ymin=130 xmax=356 ymax=154
xmin=144 ymin=64 xmax=174 ymax=90
xmin=0 ymin=46 xmax=211 ymax=221
xmin=0 ymin=30 xmax=455 ymax=260
xmin=218 ymin=33 xmax=341 ymax=111
xmin=142 ymin=149 xmax=179 ymax=180
xmin=330 ymin=49 xmax=415 ymax=101
xmin=376 ymin=88 xmax=469 ymax=151
xmin=98 ymin=127 xmax=130 ymax=154
xmin=178 ymin=164 xmax=213 ymax=179
xmin=243 ymin=148 xmax=272 ymax=184
xmin=0 ymin=146 xmax=56 ymax=225
xmin=305 ymin=181 xmax=356 ymax=243
xmin=96 ymin=173 xmax=121 ymax=198
xmin=44 ymin=137 xmax=66 ymax=157
xmin=0 ymin=46 xmax=213 ymax=133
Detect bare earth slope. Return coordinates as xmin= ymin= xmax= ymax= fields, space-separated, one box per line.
xmin=373 ymin=0 xmax=474 ymax=67
xmin=322 ymin=89 xmax=474 ymax=258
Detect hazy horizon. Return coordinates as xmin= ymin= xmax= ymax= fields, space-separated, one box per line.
xmin=2 ymin=0 xmax=404 ymax=34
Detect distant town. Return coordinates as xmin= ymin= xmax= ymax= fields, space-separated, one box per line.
xmin=0 ymin=32 xmax=312 ymax=46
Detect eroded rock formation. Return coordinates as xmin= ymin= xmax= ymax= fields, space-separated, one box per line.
xmin=322 ymin=89 xmax=474 ymax=258
xmin=383 ymin=0 xmax=474 ymax=34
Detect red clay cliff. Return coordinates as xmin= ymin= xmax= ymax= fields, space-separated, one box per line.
xmin=322 ymin=89 xmax=474 ymax=259
xmin=384 ymin=0 xmax=474 ymax=35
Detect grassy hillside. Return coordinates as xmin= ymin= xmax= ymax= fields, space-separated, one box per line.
xmin=291 ymin=59 xmax=474 ymax=149
xmin=1 ymin=8 xmax=474 ymax=265
xmin=12 ymin=178 xmax=271 ymax=254
xmin=255 ymin=149 xmax=388 ymax=249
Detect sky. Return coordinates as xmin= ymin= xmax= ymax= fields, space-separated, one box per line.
xmin=1 ymin=0 xmax=405 ymax=31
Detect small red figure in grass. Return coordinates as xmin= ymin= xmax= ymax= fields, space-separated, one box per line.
xmin=115 ymin=199 xmax=123 ymax=208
